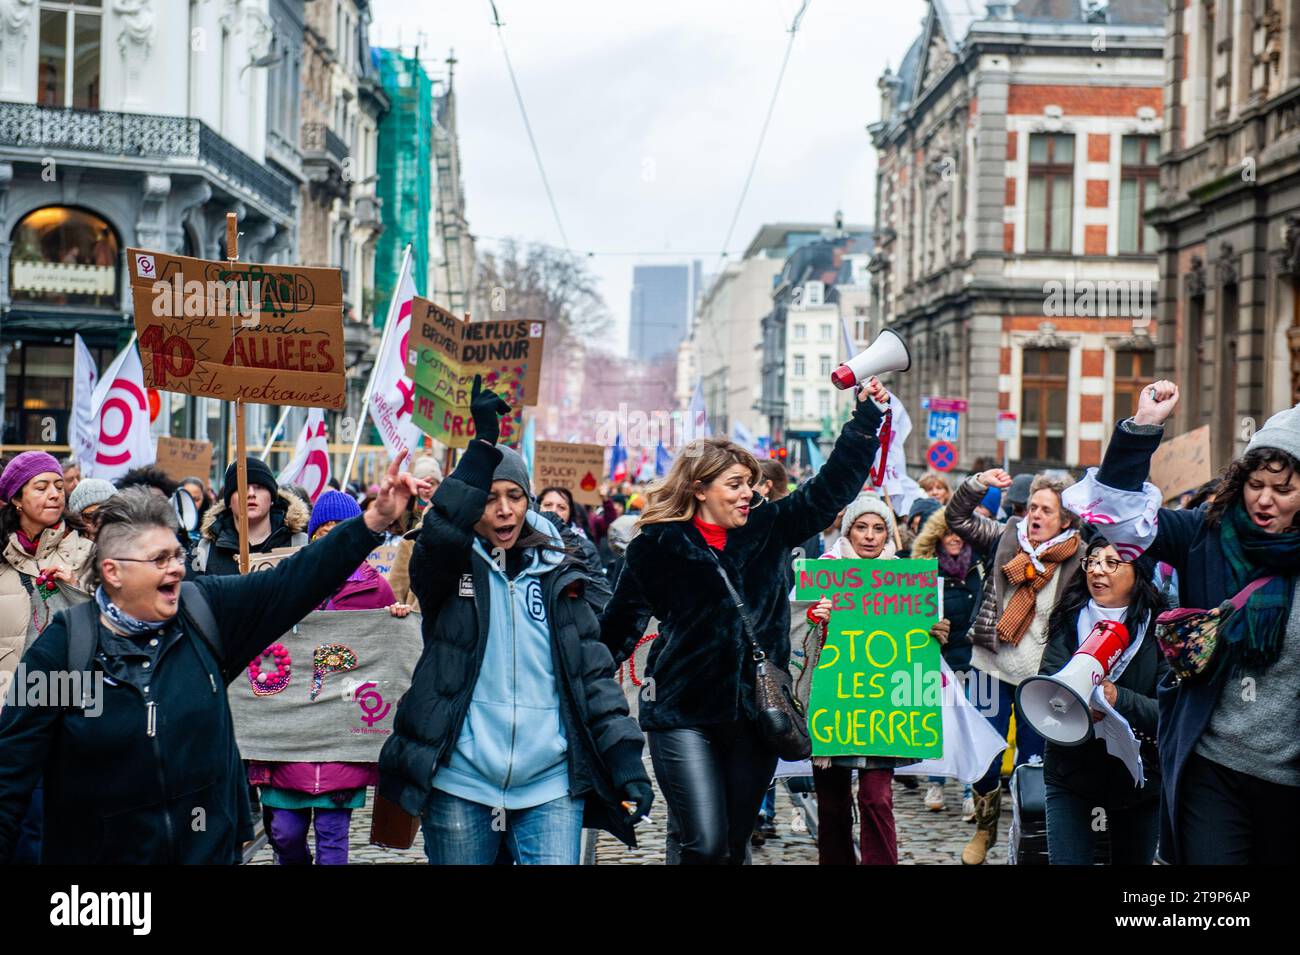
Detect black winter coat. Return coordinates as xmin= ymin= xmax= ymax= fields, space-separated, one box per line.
xmin=193 ymin=489 xmax=310 ymax=577
xmin=0 ymin=516 xmax=386 ymax=864
xmin=599 ymin=405 xmax=882 ymax=731
xmin=1038 ymin=603 xmax=1167 ymax=809
xmin=939 ymin=564 xmax=982 ymax=672
xmin=378 ymin=442 xmax=649 ymax=847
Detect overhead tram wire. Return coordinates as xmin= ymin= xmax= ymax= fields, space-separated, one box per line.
xmin=714 ymin=0 xmax=810 ymax=274
xmin=488 ymin=1 xmax=572 ymax=254
xmin=702 ymin=0 xmax=810 ymax=378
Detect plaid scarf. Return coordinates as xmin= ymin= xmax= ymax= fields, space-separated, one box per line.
xmin=1219 ymin=504 xmax=1300 ymax=668
xmin=996 ymin=533 xmax=1079 ymax=646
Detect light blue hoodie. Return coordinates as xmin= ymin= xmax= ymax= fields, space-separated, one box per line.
xmin=432 ymin=510 xmax=571 ymax=809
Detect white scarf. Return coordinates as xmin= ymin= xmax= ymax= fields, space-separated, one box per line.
xmin=1014 ymin=521 xmax=1078 ymax=574
xmin=1075 ymin=599 xmax=1146 ymax=681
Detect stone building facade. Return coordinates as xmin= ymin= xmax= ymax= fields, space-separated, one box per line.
xmin=1151 ymin=0 xmax=1300 ymax=469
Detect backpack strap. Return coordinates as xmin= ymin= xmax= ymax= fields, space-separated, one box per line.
xmin=64 ymin=600 xmax=102 ymax=710
xmin=179 ymin=581 xmax=234 ymax=685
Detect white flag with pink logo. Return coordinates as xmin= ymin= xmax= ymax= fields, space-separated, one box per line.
xmin=69 ymin=333 xmax=99 ymax=469
xmin=1061 ymin=468 xmax=1162 ymax=561
xmin=278 ymin=408 xmax=331 ymax=502
xmin=89 ymin=339 xmax=155 ymax=482
xmin=367 ymin=248 xmax=424 ymax=465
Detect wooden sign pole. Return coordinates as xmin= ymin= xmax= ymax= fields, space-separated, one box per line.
xmin=227 ymin=212 xmax=251 ymax=575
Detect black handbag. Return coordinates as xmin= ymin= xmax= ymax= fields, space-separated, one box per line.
xmin=710 ymin=554 xmax=812 ymax=762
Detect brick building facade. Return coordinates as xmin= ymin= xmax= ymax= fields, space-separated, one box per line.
xmin=868 ymin=0 xmax=1165 ymax=473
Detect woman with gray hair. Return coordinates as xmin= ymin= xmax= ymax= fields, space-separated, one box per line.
xmin=945 ymin=468 xmax=1081 ymax=864
xmin=0 ymin=453 xmax=430 ymax=864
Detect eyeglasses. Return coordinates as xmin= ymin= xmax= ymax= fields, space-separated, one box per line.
xmin=113 ymin=549 xmax=187 ymax=570
xmin=1081 ymin=556 xmax=1125 ymax=575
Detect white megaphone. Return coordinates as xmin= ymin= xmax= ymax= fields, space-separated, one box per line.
xmin=830 ymin=328 xmax=911 ymax=390
xmin=1016 ymin=619 xmax=1131 ymax=746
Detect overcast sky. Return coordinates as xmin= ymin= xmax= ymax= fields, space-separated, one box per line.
xmin=370 ymin=0 xmax=929 ymax=353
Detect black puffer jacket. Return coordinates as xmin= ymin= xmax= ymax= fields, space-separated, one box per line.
xmin=378 ymin=442 xmax=649 ymax=847
xmin=599 ymin=403 xmax=882 ymax=732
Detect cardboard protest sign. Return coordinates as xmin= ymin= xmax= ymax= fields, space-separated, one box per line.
xmin=534 ymin=441 xmax=605 ymax=506
xmin=228 ymin=609 xmax=423 ymax=762
xmin=793 ymin=558 xmax=943 ymax=760
xmin=365 ymin=543 xmax=401 ymax=578
xmin=405 ymin=297 xmax=544 ymax=448
xmin=245 ymin=547 xmax=301 ymax=574
xmin=125 ymin=248 xmax=346 ymax=410
xmin=154 ymin=436 xmax=213 ymax=487
xmin=1148 ymin=425 xmax=1212 ymax=501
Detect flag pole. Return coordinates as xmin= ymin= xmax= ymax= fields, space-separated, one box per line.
xmin=343 ymin=244 xmax=412 ymax=485
xmin=227 ymin=213 xmax=251 ymax=575
xmin=261 ymin=404 xmax=291 ymax=460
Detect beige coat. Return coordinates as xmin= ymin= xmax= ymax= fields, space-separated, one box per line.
xmin=0 ymin=523 xmax=94 ymax=709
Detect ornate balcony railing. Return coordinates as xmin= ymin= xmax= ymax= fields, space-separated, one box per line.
xmin=0 ymin=102 xmax=295 ymax=215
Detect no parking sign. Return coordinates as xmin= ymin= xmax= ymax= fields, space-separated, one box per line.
xmin=927 ymin=440 xmax=956 ymax=472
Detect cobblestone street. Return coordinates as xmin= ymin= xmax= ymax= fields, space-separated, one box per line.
xmin=248 ymin=766 xmax=1006 ymax=865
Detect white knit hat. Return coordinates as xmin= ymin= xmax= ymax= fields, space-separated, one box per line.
xmin=840 ymin=491 xmax=897 ymax=539
xmin=411 ymin=454 xmax=443 ymax=483
xmin=1246 ymin=403 xmax=1300 ymax=462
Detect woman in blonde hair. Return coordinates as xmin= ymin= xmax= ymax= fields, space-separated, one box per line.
xmin=601 ymin=378 xmax=890 ymax=864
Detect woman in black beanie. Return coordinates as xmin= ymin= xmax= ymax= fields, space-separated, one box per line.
xmin=191 ymin=458 xmax=309 ymax=576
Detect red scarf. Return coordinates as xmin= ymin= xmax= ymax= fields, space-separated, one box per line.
xmin=692 ymin=514 xmax=727 ymax=551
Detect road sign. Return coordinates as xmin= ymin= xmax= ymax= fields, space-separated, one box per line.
xmin=927 ymin=440 xmax=957 ymax=472
xmin=927 ymin=410 xmax=960 ymax=443
xmin=996 ymin=412 xmax=1018 ymax=442
xmin=921 ymin=396 xmax=969 ymax=413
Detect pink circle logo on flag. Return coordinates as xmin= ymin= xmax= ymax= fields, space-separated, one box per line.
xmin=1113 ymin=542 xmax=1144 ymax=561
xmin=1078 ymin=509 xmax=1116 ymax=525
xmin=96 ymin=377 xmax=147 ymax=467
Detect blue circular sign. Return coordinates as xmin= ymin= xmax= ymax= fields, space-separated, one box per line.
xmin=927 ymin=440 xmax=956 ymax=472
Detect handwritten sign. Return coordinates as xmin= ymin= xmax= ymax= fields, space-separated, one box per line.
xmin=154 ymin=436 xmax=213 ymax=487
xmin=793 ymin=558 xmax=943 ymax=760
xmin=534 ymin=441 xmax=605 ymax=506
xmin=405 ymin=297 xmax=545 ymax=448
xmin=1149 ymin=425 xmax=1212 ymax=501
xmin=365 ymin=543 xmax=400 ymax=578
xmin=126 ymin=248 xmax=346 ymax=410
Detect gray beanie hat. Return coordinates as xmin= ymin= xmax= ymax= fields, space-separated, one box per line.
xmin=840 ymin=491 xmax=897 ymax=539
xmin=68 ymin=478 xmax=117 ymax=514
xmin=492 ymin=445 xmax=532 ymax=498
xmin=1246 ymin=404 xmax=1300 ymax=462
xmin=411 ymin=454 xmax=443 ymax=483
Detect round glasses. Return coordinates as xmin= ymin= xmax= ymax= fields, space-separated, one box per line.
xmin=1081 ymin=555 xmax=1125 ymax=575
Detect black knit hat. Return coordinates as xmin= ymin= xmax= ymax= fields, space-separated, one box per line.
xmin=222 ymin=457 xmax=278 ymax=505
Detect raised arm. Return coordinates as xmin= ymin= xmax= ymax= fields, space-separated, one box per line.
xmin=1093 ymin=380 xmax=1201 ymax=571
xmin=771 ymin=380 xmax=886 ymax=549
xmin=199 ymin=449 xmax=431 ymax=671
xmin=947 ymin=473 xmax=1008 ymax=554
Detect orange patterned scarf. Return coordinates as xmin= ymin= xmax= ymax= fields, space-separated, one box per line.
xmin=996 ymin=535 xmax=1079 ymax=646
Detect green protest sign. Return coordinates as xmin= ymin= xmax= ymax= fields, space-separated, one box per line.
xmin=794 ymin=558 xmax=943 ymax=760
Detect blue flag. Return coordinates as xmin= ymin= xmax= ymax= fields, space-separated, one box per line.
xmin=655 ymin=441 xmax=673 ymax=478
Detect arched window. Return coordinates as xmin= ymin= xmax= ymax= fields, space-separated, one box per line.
xmin=10 ymin=206 xmax=119 ymax=307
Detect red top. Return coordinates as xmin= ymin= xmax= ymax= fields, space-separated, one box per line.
xmin=692 ymin=514 xmax=727 ymax=551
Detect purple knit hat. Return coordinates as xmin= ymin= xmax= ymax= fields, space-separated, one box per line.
xmin=0 ymin=451 xmax=63 ymax=502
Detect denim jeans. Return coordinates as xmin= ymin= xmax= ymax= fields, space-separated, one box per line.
xmin=973 ymin=675 xmax=1044 ymax=796
xmin=1044 ymin=782 xmax=1158 ymax=865
xmin=420 ymin=788 xmax=585 ymax=865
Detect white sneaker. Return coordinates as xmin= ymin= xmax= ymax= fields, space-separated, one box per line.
xmin=924 ymin=784 xmax=945 ymax=812
xmin=961 ymin=795 xmax=976 ymax=822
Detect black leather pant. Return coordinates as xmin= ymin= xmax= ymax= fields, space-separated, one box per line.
xmin=649 ymin=720 xmax=777 ymax=865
